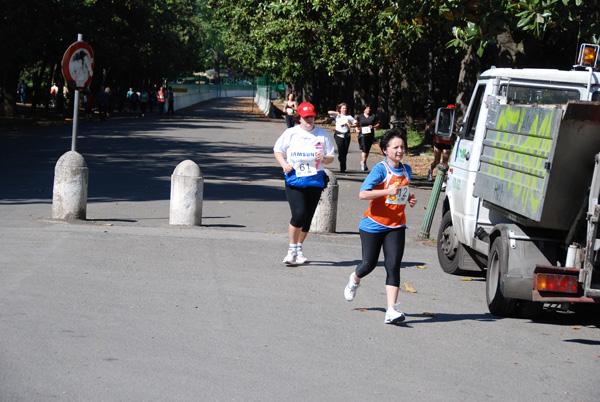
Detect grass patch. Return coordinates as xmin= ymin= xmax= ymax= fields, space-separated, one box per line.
xmin=375 ymin=128 xmax=429 ymax=152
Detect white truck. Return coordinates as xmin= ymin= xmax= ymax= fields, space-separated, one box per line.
xmin=436 ymin=44 xmax=600 ymax=317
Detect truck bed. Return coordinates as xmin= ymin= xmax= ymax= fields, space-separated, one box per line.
xmin=474 ymin=101 xmax=600 ymax=230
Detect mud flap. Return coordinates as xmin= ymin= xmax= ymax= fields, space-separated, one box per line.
xmin=493 ymin=224 xmax=557 ymax=300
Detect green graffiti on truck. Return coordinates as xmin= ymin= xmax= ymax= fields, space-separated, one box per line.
xmin=485 ymin=106 xmax=557 ymax=217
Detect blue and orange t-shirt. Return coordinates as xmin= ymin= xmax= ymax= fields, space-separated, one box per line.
xmin=359 ymin=160 xmax=412 ymax=233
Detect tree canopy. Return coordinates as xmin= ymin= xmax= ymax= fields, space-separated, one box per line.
xmin=3 ymin=0 xmax=598 ymax=122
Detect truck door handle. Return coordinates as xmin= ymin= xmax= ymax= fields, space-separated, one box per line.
xmin=465 ymin=151 xmax=470 ymax=160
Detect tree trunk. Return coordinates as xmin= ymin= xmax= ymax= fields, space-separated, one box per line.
xmin=352 ymin=65 xmax=367 ymax=110
xmin=454 ymin=45 xmax=481 ymax=118
xmin=399 ymin=67 xmax=414 ymax=126
xmin=495 ymin=29 xmax=525 ymax=67
xmin=1 ymin=65 xmax=19 ymax=117
xmin=31 ymin=59 xmax=48 ymax=112
xmin=376 ymin=65 xmax=389 ymax=129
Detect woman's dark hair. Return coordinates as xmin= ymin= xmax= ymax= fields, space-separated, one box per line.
xmin=363 ymin=104 xmax=371 ymax=110
xmin=379 ymin=127 xmax=407 ymax=155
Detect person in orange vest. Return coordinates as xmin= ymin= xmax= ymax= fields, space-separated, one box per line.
xmin=157 ymin=86 xmax=166 ymax=116
xmin=343 ymin=127 xmax=418 ymax=324
xmin=50 ymin=83 xmax=59 ymax=107
xmin=427 ymin=104 xmax=456 ymax=183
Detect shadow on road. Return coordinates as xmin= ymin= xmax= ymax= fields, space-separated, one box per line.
xmin=0 ymin=98 xmax=287 ymax=206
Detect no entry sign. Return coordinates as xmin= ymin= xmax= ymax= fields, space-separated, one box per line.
xmin=62 ymin=41 xmax=94 ymax=90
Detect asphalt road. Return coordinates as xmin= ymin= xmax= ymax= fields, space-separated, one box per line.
xmin=1 ymin=99 xmax=599 ymax=402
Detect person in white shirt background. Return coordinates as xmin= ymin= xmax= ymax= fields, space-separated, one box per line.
xmin=328 ymin=103 xmax=356 ymax=173
xmin=355 ymin=104 xmax=379 ymax=172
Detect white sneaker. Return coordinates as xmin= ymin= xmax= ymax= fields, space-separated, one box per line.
xmin=361 ymin=162 xmax=368 ymax=171
xmin=441 ymin=182 xmax=447 ymax=190
xmin=427 ymin=169 xmax=433 ymax=182
xmin=344 ymin=273 xmax=360 ymax=301
xmin=384 ymin=306 xmax=406 ymax=324
xmin=283 ymin=247 xmax=297 ymax=265
xmin=296 ymin=248 xmax=308 ymax=264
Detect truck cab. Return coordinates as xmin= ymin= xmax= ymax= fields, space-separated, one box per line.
xmin=437 ymin=44 xmax=600 ymax=317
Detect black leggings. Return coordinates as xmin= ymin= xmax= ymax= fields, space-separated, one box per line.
xmin=285 ymin=115 xmax=295 ymax=128
xmin=355 ymin=228 xmax=406 ymax=287
xmin=285 ymin=185 xmax=324 ymax=232
xmin=359 ymin=134 xmax=375 ymax=155
xmin=334 ymin=132 xmax=351 ymax=171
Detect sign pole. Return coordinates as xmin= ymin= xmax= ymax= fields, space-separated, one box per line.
xmin=71 ymin=34 xmax=84 ymax=151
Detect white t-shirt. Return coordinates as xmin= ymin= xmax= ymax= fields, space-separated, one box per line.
xmin=273 ymin=125 xmax=335 ymax=166
xmin=273 ymin=125 xmax=336 ymax=187
xmin=334 ymin=114 xmax=356 ymax=133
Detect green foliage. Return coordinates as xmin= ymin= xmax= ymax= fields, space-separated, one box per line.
xmin=5 ymin=0 xmax=598 ymax=120
xmin=440 ymin=0 xmax=600 ymax=55
xmin=5 ymin=0 xmax=204 ymax=90
xmin=374 ymin=127 xmax=423 ymax=149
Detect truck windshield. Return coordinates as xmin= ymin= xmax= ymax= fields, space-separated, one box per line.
xmin=500 ymin=85 xmax=579 ymax=104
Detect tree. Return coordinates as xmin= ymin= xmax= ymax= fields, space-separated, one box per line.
xmin=2 ymin=0 xmax=204 ymax=117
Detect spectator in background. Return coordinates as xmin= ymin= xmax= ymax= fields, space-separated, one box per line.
xmin=283 ymin=93 xmax=297 ymax=128
xmin=83 ymin=88 xmax=95 ymax=121
xmin=131 ymin=90 xmax=139 ymax=112
xmin=126 ymin=88 xmax=135 ymax=111
xmin=18 ymin=81 xmax=27 ymax=104
xmin=139 ymin=88 xmax=149 ymax=116
xmin=50 ymin=83 xmax=59 ymax=107
xmin=96 ymin=86 xmax=108 ymax=121
xmin=428 ymin=104 xmax=456 ymax=184
xmin=167 ymin=86 xmax=175 ymax=115
xmin=148 ymin=86 xmax=157 ymax=113
xmin=157 ymin=86 xmax=166 ymax=116
xmin=62 ymin=85 xmax=69 ymax=109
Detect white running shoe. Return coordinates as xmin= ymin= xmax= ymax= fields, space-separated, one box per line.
xmin=384 ymin=306 xmax=406 ymax=324
xmin=296 ymin=248 xmax=308 ymax=264
xmin=283 ymin=247 xmax=297 ymax=265
xmin=344 ymin=273 xmax=360 ymax=301
xmin=361 ymin=161 xmax=368 ymax=171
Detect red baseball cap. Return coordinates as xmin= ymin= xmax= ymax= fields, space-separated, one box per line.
xmin=298 ymin=102 xmax=316 ymax=118
xmin=447 ymin=104 xmax=455 ymax=109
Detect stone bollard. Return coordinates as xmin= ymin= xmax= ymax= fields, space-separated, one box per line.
xmin=170 ymin=160 xmax=203 ymax=226
xmin=52 ymin=151 xmax=88 ymax=220
xmin=310 ymin=169 xmax=338 ymax=233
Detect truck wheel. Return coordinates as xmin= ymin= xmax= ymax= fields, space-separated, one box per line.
xmin=437 ymin=211 xmax=463 ymax=275
xmin=486 ymin=237 xmax=517 ymax=316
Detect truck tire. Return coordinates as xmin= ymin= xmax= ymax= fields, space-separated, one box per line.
xmin=437 ymin=211 xmax=464 ymax=275
xmin=486 ymin=237 xmax=517 ymax=316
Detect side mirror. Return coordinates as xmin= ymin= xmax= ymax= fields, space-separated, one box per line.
xmin=434 ymin=108 xmax=455 ymax=140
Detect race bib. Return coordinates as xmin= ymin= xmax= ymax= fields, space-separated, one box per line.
xmin=294 ymin=161 xmax=318 ymax=177
xmin=361 ymin=126 xmax=372 ymax=134
xmin=386 ymin=185 xmax=409 ymax=205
